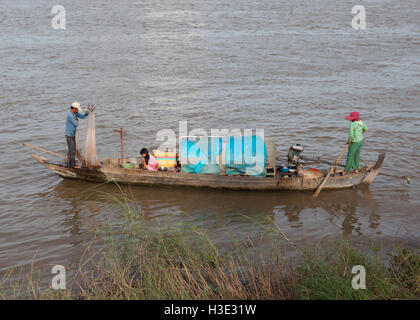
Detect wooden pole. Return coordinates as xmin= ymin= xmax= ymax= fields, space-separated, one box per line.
xmin=23 ymin=143 xmax=66 ymax=159
xmin=120 ymin=127 xmax=123 ymax=164
xmin=113 ymin=127 xmax=124 ymax=164
xmin=313 ymin=144 xmax=350 ymax=199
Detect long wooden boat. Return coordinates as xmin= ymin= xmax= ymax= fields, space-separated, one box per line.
xmin=31 ymin=153 xmax=385 ymax=191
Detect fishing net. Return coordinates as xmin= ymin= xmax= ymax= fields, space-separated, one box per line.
xmin=83 ymin=111 xmax=98 ymax=168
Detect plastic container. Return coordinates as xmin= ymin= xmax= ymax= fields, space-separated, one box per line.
xmin=153 ymin=150 xmax=178 ymax=169
xmin=279 ymin=166 xmax=290 ymax=173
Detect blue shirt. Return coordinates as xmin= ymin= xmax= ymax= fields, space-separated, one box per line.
xmin=65 ymin=111 xmax=88 ymax=137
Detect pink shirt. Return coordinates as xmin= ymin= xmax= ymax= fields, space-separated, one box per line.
xmin=146 ymin=154 xmax=159 ymax=171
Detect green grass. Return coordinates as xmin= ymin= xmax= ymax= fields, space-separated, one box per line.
xmin=1 ymin=186 xmax=419 ymax=300
xmin=296 ymin=241 xmax=416 ymax=299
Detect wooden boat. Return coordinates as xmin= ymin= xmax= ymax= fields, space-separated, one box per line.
xmin=30 ymin=152 xmax=385 ymax=191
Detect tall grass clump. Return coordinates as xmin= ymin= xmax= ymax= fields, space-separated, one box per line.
xmin=67 ymin=184 xmax=297 ymax=300
xmin=296 ymin=241 xmax=419 ymax=300
xmin=388 ymin=247 xmax=420 ymax=296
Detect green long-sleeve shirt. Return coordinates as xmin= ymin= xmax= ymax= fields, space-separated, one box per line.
xmin=348 ymin=120 xmax=368 ymax=143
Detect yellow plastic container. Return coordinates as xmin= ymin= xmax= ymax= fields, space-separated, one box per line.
xmin=153 ymin=150 xmax=177 ymax=168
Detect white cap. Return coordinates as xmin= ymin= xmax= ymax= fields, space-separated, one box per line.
xmin=71 ymin=102 xmax=82 ymax=112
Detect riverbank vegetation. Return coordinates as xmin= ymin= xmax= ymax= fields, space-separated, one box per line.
xmin=1 ymin=188 xmax=419 ymax=300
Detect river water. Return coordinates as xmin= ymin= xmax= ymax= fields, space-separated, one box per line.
xmin=0 ymin=0 xmax=419 ymax=279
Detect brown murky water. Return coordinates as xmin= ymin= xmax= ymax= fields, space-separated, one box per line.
xmin=1 ymin=0 xmax=419 ymax=278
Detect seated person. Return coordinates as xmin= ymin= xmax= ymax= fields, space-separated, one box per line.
xmin=140 ymin=148 xmax=158 ymax=171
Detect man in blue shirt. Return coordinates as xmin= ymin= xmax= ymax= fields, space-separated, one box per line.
xmin=65 ymin=102 xmax=94 ymax=168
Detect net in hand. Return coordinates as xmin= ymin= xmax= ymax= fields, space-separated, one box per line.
xmin=84 ymin=110 xmax=98 ymax=168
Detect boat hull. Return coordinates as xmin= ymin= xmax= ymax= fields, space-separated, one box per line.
xmin=31 ymin=153 xmax=385 ymax=191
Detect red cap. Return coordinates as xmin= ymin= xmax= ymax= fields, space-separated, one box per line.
xmin=345 ymin=111 xmax=359 ymax=121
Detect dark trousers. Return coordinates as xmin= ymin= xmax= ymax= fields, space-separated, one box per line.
xmin=66 ymin=135 xmax=76 ymax=168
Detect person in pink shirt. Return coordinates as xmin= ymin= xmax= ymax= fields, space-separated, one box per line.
xmin=140 ymin=148 xmax=159 ymax=171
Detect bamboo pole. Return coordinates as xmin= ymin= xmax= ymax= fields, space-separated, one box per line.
xmin=23 ymin=143 xmax=66 ymax=159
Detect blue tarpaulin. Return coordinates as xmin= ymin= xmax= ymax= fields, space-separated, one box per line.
xmin=181 ymin=137 xmax=222 ymax=174
xmin=225 ymin=135 xmax=266 ymax=177
xmin=181 ymin=135 xmax=266 ymax=177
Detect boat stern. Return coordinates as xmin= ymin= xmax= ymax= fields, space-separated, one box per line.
xmin=360 ymin=153 xmax=385 ymax=186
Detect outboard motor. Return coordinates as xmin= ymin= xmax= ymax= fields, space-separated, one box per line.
xmin=287 ymin=144 xmax=304 ymax=166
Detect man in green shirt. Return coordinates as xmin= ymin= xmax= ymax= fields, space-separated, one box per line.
xmin=344 ymin=111 xmax=368 ymax=173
